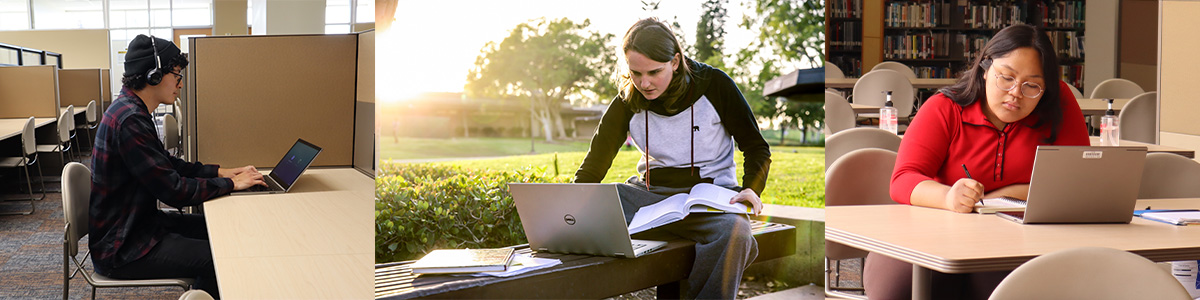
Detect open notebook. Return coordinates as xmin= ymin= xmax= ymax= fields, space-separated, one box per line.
xmin=973 ymin=196 xmax=1028 ymax=214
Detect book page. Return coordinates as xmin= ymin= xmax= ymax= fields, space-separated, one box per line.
xmin=685 ymin=183 xmax=750 ymax=214
xmin=627 ymin=193 xmax=689 ymax=234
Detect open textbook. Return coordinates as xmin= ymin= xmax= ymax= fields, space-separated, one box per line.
xmin=627 ymin=183 xmax=751 ymax=234
xmin=973 ymin=196 xmax=1028 ymax=214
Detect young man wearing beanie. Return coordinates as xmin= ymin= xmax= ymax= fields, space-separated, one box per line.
xmin=89 ymin=34 xmax=266 ymax=298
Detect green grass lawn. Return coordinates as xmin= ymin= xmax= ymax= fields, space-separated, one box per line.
xmin=382 ymin=132 xmax=825 ymax=208
xmin=425 ymin=148 xmax=825 ymax=208
xmin=382 ymin=137 xmax=592 ymax=160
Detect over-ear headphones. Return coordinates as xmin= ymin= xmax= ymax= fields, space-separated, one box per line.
xmin=145 ymin=35 xmax=164 ymax=86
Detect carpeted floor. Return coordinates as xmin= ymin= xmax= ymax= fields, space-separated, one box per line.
xmin=0 ymin=158 xmax=187 ymax=299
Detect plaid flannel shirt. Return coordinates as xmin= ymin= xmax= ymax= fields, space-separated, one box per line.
xmin=89 ymin=87 xmax=233 ymax=272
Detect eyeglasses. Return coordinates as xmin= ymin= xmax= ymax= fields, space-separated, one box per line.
xmin=993 ymin=73 xmax=1044 ymax=98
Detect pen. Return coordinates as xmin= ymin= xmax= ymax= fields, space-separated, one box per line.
xmin=962 ymin=164 xmax=982 ymax=205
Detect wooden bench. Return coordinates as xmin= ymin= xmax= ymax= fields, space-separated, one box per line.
xmin=374 ymin=220 xmax=796 ymax=299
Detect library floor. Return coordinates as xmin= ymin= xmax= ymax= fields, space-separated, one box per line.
xmin=0 ymin=155 xmax=183 ymax=299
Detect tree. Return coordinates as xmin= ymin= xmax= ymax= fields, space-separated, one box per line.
xmin=731 ymin=0 xmax=826 ymax=144
xmin=694 ymin=0 xmax=728 ymax=69
xmin=741 ymin=0 xmax=825 ymax=66
xmin=465 ymin=18 xmax=615 ymax=142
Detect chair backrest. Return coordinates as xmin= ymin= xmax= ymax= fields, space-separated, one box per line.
xmin=1065 ymin=83 xmax=1084 ymax=100
xmin=22 ymin=116 xmax=35 ymax=156
xmin=824 ymin=127 xmax=902 ymax=168
xmin=825 ymin=148 xmax=898 ymax=260
xmin=179 ymin=290 xmax=215 ymax=300
xmin=1118 ymin=91 xmax=1157 ymax=144
xmin=1089 ymin=78 xmax=1145 ymax=99
xmin=825 ymin=60 xmax=845 ymax=79
xmin=163 ymin=114 xmax=179 ymax=149
xmin=86 ymin=100 xmax=98 ymax=123
xmin=824 ymin=91 xmax=856 ymax=135
xmin=1139 ymin=152 xmax=1200 ymax=199
xmin=62 ymin=162 xmax=91 ymax=257
xmin=58 ymin=105 xmax=73 ymax=143
xmin=870 ymin=61 xmax=918 ymax=80
xmin=989 ymin=247 xmax=1191 ymax=300
xmin=852 ymin=69 xmax=915 ymax=117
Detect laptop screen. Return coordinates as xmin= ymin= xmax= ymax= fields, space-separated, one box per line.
xmin=269 ymin=139 xmax=323 ymax=188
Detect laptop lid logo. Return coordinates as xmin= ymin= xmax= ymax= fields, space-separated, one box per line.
xmin=1083 ymin=151 xmax=1103 ymax=159
xmin=564 ymin=214 xmax=576 ymax=225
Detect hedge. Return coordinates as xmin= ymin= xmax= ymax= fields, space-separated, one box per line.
xmin=375 ymin=162 xmax=568 ymax=263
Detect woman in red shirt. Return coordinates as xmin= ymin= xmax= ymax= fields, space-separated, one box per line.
xmin=865 ymin=24 xmax=1091 ymax=299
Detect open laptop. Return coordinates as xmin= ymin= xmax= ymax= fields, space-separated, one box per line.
xmin=509 ymin=183 xmax=667 ymax=258
xmin=231 ymin=139 xmax=323 ymax=195
xmin=997 ymin=146 xmax=1147 ymax=224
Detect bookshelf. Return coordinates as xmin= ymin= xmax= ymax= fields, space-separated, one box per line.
xmin=875 ymin=0 xmax=1086 ymax=90
xmin=827 ymin=0 xmax=864 ymax=77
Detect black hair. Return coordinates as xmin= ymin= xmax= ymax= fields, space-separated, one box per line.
xmin=121 ymin=52 xmax=189 ymax=91
xmin=939 ymin=24 xmax=1063 ymax=143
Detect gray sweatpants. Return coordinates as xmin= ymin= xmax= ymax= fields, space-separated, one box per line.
xmin=616 ymin=177 xmax=759 ymax=299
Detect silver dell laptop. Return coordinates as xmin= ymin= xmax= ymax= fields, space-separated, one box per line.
xmin=231 ymin=139 xmax=322 ymax=195
xmin=509 ymin=183 xmax=667 ymax=258
xmin=997 ymin=146 xmax=1147 ymax=224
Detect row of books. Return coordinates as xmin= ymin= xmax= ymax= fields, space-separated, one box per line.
xmin=883 ymin=33 xmax=954 ymax=60
xmin=965 ymin=2 xmax=1030 ymax=29
xmin=829 ymin=55 xmax=862 ymax=78
xmin=961 ymin=34 xmax=992 ymax=62
xmin=828 ymin=0 xmax=862 ymax=18
xmin=914 ymin=66 xmax=957 ymax=79
xmin=829 ymin=21 xmax=862 ymax=50
xmin=1059 ymin=65 xmax=1084 ymax=92
xmin=885 ymin=1 xmax=949 ymax=28
xmin=1036 ymin=1 xmax=1085 ymax=28
xmin=1047 ymin=30 xmax=1084 ymax=60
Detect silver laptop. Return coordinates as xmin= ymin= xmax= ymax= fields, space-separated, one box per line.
xmin=509 ymin=183 xmax=667 ymax=258
xmin=231 ymin=139 xmax=322 ymax=195
xmin=997 ymin=146 xmax=1147 ymax=224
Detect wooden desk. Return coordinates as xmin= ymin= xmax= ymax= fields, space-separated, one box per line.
xmin=1077 ymin=98 xmax=1129 ymax=116
xmin=59 ymin=106 xmax=88 ymax=116
xmin=850 ymin=103 xmax=879 ymax=115
xmin=826 ymin=199 xmax=1200 ymax=300
xmin=847 ymin=98 xmax=1124 ymax=118
xmin=825 ymin=77 xmax=957 ymax=89
xmin=204 ymin=168 xmax=374 ymax=299
xmin=1089 ymin=136 xmax=1195 ymax=158
xmin=0 ymin=117 xmax=56 ymax=140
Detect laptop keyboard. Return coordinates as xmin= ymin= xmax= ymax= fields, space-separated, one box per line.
xmin=244 ymin=184 xmax=272 ymax=192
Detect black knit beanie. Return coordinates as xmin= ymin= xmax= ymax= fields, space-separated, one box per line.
xmin=122 ymin=34 xmax=185 ymax=78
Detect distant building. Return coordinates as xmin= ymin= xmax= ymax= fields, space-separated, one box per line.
xmin=381 ymin=92 xmax=604 ymax=139
xmin=764 ymin=67 xmax=823 ymax=101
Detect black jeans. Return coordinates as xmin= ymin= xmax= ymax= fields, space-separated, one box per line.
xmin=103 ymin=213 xmax=219 ymax=299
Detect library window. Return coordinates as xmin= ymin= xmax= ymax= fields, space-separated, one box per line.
xmin=32 ymin=0 xmax=104 ymax=29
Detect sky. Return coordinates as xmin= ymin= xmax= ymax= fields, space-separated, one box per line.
xmin=377 ymin=0 xmax=817 ymax=103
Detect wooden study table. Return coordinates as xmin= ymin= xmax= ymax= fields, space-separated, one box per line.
xmin=1088 ymin=136 xmax=1195 ymax=158
xmin=0 ymin=118 xmax=55 ymax=140
xmin=826 ymin=198 xmax=1200 ymax=300
xmin=59 ymin=106 xmax=88 ymax=116
xmin=204 ymin=167 xmax=374 ymax=299
xmin=849 ymin=98 xmax=1128 ymax=117
xmin=825 ymin=77 xmax=957 ymax=89
xmin=1077 ymin=98 xmax=1129 ymax=116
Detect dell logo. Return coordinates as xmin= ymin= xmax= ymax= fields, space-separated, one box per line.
xmin=564 ymin=214 xmax=576 ymax=225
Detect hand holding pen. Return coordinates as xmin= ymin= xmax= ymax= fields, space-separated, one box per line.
xmin=945 ymin=164 xmax=985 ymax=213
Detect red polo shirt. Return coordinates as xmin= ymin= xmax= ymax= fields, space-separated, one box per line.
xmin=890 ymin=81 xmax=1090 ymax=204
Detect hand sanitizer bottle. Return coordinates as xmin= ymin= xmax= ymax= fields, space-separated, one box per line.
xmin=1100 ymin=99 xmax=1119 ymax=146
xmin=880 ymin=91 xmax=898 ymax=135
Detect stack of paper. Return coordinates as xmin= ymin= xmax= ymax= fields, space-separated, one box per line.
xmin=463 ymin=253 xmax=562 ymax=277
